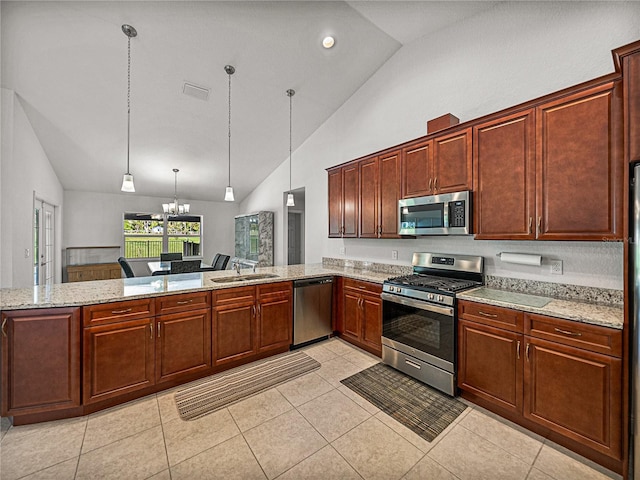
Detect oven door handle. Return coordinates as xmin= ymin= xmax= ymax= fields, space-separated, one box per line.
xmin=381 ymin=292 xmax=454 ymax=316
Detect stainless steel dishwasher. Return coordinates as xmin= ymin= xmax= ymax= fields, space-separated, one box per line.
xmin=292 ymin=276 xmax=333 ymax=347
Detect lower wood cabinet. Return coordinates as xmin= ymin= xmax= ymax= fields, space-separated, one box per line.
xmin=458 ymin=300 xmax=623 ymax=466
xmin=83 ymin=317 xmax=155 ymax=404
xmin=156 ymin=308 xmax=212 ymax=384
xmin=213 ymin=282 xmax=293 ymax=366
xmin=1 ymin=308 xmax=81 ymax=416
xmin=339 ymin=279 xmax=382 ymax=356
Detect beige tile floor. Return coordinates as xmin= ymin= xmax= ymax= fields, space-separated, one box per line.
xmin=0 ymin=338 xmax=622 ymax=480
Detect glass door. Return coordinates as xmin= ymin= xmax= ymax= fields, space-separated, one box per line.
xmin=33 ymin=199 xmax=55 ymax=287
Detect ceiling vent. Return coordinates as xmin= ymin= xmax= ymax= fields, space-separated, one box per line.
xmin=183 ymin=82 xmax=210 ymax=101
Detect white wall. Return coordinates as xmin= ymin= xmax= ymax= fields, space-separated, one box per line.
xmin=63 ymin=191 xmax=238 ymax=277
xmin=1 ymin=88 xmax=64 ymax=288
xmin=241 ymin=1 xmax=640 ymax=290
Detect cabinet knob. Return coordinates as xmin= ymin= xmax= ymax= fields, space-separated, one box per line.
xmin=516 ymin=340 xmax=520 ymax=359
xmin=428 ymin=178 xmax=433 ymax=192
xmin=434 ymin=177 xmax=438 ymax=191
xmin=150 ymin=323 xmax=154 ymax=339
xmin=1 ymin=318 xmax=7 ymax=337
xmin=528 ymin=217 xmax=533 ymax=234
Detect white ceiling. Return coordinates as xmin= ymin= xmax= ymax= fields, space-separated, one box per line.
xmin=1 ymin=1 xmax=500 ymax=203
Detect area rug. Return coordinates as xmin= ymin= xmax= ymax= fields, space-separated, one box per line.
xmin=340 ymin=363 xmax=467 ymax=442
xmin=175 ymin=351 xmax=320 ymax=420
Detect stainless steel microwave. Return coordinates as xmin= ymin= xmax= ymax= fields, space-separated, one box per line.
xmin=398 ymin=191 xmax=472 ymax=235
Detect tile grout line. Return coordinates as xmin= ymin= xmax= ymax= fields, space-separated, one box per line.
xmin=155 ymin=394 xmax=173 ymax=480
xmin=73 ymin=417 xmax=89 ymax=480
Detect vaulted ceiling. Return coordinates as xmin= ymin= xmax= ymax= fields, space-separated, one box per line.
xmin=1 ymin=1 xmax=499 ymax=202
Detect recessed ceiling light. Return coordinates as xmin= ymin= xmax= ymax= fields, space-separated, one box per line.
xmin=322 ymin=36 xmax=335 ymax=49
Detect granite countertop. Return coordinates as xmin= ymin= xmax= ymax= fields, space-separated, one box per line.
xmin=0 ymin=264 xmax=390 ymax=311
xmin=458 ymin=287 xmax=623 ymax=330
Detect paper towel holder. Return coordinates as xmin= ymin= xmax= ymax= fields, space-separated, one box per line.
xmin=496 ymin=252 xmax=543 ymax=266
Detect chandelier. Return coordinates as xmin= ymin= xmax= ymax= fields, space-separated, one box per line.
xmin=162 ymin=169 xmax=190 ymax=215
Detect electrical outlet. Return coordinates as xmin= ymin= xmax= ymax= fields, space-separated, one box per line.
xmin=550 ymin=260 xmax=563 ymax=275
xmin=391 ymin=250 xmax=398 ymax=260
xmin=339 ymin=246 xmax=346 ymax=255
xmin=24 ymin=248 xmax=30 ymax=258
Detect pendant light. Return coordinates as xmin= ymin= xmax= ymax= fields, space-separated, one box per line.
xmin=224 ymin=65 xmax=235 ymax=202
xmin=286 ymin=89 xmax=295 ymax=207
xmin=162 ymin=169 xmax=190 ymax=215
xmin=120 ymin=24 xmax=137 ymax=193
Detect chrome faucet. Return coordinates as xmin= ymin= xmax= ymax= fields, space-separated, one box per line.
xmin=233 ymin=262 xmax=241 ymax=275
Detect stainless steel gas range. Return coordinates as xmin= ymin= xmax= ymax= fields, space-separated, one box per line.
xmin=381 ymin=252 xmax=484 ymax=396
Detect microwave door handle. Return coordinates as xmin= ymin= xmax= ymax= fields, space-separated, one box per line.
xmin=443 ymin=201 xmax=449 ymax=228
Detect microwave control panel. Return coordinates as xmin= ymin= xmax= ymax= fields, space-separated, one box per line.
xmin=449 ymin=201 xmax=466 ymax=227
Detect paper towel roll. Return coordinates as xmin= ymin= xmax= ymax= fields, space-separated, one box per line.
xmin=498 ymin=252 xmax=542 ymax=266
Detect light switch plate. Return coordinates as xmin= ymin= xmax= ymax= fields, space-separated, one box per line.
xmin=339 ymin=246 xmax=345 ymax=255
xmin=391 ymin=250 xmax=398 ymax=260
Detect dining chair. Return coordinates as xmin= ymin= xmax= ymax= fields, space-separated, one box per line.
xmin=211 ymin=253 xmax=231 ymax=271
xmin=160 ymin=252 xmax=182 ymax=261
xmin=117 ymin=257 xmax=135 ymax=278
xmin=152 ymin=270 xmax=169 ymax=276
xmin=170 ymin=260 xmax=202 ymax=274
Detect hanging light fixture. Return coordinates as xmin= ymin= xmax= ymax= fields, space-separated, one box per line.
xmin=224 ymin=65 xmax=235 ymax=202
xmin=162 ymin=169 xmax=190 ymax=215
xmin=286 ymin=89 xmax=295 ymax=207
xmin=120 ymin=24 xmax=137 ymax=193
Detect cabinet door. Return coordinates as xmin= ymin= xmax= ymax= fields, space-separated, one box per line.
xmin=342 ymin=163 xmax=359 ymax=237
xmin=257 ymin=283 xmax=292 ymax=353
xmin=433 ymin=128 xmax=472 ymax=194
xmin=83 ymin=318 xmax=154 ymax=404
xmin=524 ymin=337 xmax=622 ymax=459
xmin=401 ymin=139 xmax=433 ymax=198
xmin=328 ymin=167 xmax=343 ymax=237
xmin=156 ymin=309 xmax=212 ymax=384
xmin=360 ymin=292 xmax=382 ymax=355
xmin=1 ymin=308 xmax=81 ymax=416
xmin=625 ymin=51 xmax=640 ymax=163
xmin=213 ymin=300 xmax=256 ymax=366
xmin=342 ymin=289 xmax=361 ymax=343
xmin=378 ymin=150 xmax=401 ymax=238
xmin=359 ymin=157 xmax=379 ymax=238
xmin=474 ymin=109 xmax=536 ymax=239
xmin=458 ymin=320 xmax=523 ymax=414
xmin=536 ymin=82 xmax=622 ymax=240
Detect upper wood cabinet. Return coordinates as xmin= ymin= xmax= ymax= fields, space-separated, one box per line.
xmin=401 ymin=128 xmax=472 ymax=199
xmin=327 ymin=164 xmax=359 ymax=238
xmin=536 ymin=82 xmax=622 ymax=240
xmin=616 ymin=41 xmax=640 ymax=163
xmin=474 ymin=109 xmax=536 ymax=239
xmin=475 ymin=81 xmax=623 ymax=240
xmin=359 ymin=150 xmax=401 ymax=238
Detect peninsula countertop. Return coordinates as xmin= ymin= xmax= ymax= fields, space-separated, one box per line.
xmin=0 ymin=264 xmax=390 ymax=311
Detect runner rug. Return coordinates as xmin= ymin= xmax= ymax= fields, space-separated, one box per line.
xmin=340 ymin=363 xmax=467 ymax=442
xmin=175 ymin=351 xmax=320 ymax=420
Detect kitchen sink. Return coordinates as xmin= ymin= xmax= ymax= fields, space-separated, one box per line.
xmin=210 ymin=273 xmax=280 ymax=283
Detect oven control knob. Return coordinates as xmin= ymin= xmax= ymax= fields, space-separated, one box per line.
xmin=438 ymin=295 xmax=444 ymax=302
xmin=428 ymin=293 xmax=434 ymax=300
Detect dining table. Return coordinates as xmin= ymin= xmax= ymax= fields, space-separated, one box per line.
xmin=147 ymin=260 xmax=212 ymax=275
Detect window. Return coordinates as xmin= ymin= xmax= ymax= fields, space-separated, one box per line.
xmin=123 ymin=213 xmax=202 ymax=259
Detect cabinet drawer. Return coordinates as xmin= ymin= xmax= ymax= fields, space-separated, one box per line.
xmin=83 ymin=299 xmax=154 ymax=326
xmin=458 ymin=300 xmax=523 ymax=332
xmin=212 ymin=286 xmax=255 ymax=307
xmin=257 ymin=281 xmax=293 ymax=299
xmin=343 ymin=278 xmax=382 ymax=295
xmin=155 ymin=291 xmax=210 ymax=316
xmin=525 ymin=313 xmax=622 ymax=357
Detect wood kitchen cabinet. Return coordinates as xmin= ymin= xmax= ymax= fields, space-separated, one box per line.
xmin=359 ymin=150 xmax=401 ymax=239
xmin=1 ymin=308 xmax=81 ymax=417
xmin=340 ymin=279 xmax=382 ymax=356
xmin=458 ymin=300 xmax=623 ymax=465
xmin=616 ymin=41 xmax=640 ymax=163
xmin=213 ymin=282 xmax=293 ymax=366
xmin=155 ymin=292 xmax=212 ymax=384
xmin=256 ymin=282 xmax=293 ymax=353
xmin=212 ymin=286 xmax=256 ymax=366
xmin=327 ymin=163 xmax=358 ymax=238
xmin=474 ymin=109 xmax=536 ymax=239
xmin=401 ymin=128 xmax=472 ymax=199
xmin=83 ymin=317 xmax=155 ymax=404
xmin=475 ymin=81 xmax=622 ymax=240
